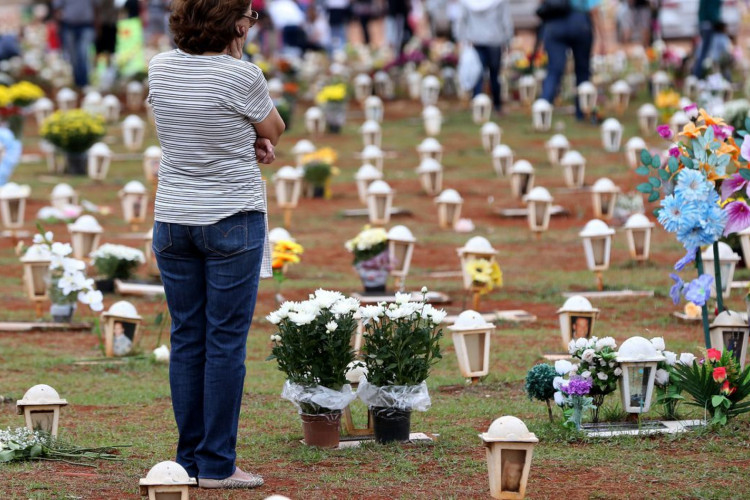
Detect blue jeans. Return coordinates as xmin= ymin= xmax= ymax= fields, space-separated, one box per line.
xmin=153 ymin=211 xmax=265 ymax=479
xmin=692 ymin=21 xmax=716 ymax=78
xmin=473 ymin=45 xmax=503 ymax=111
xmin=60 ymin=23 xmax=95 ymax=88
xmin=541 ymin=11 xmax=593 ymax=119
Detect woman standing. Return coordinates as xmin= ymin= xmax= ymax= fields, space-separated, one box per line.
xmin=147 ymin=0 xmax=285 ymax=490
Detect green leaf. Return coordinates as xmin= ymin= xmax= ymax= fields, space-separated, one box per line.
xmin=658 ymin=169 xmax=670 ymax=181
xmin=637 ymin=183 xmax=653 ymax=193
xmin=640 ymin=148 xmax=652 ymax=166
xmin=667 ymin=156 xmax=679 ymax=172
xmin=648 ymin=191 xmax=660 ymax=203
xmin=651 ymin=155 xmax=661 ymax=168
xmin=635 ymin=166 xmax=650 ymax=176
xmin=739 ymin=169 xmax=750 ymax=181
xmin=154 ymin=312 xmax=164 ymax=326
xmin=29 ymin=444 xmax=42 ymax=458
xmin=745 ymin=116 xmax=750 ymax=131
xmin=648 ymin=177 xmax=661 ymax=187
xmin=0 ymin=450 xmax=15 ymax=462
xmin=712 ymin=395 xmax=726 ymax=408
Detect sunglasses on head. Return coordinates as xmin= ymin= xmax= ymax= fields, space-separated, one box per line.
xmin=242 ymin=10 xmax=259 ymax=27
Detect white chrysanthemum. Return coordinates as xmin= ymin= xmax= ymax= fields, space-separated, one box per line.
xmin=386 ymin=306 xmax=413 ymax=320
xmin=266 ymin=312 xmax=281 ymax=325
xmin=51 ymin=241 xmax=72 ymax=257
xmin=428 ymin=307 xmax=447 ymax=325
xmin=421 ymin=286 xmax=428 ymax=293
xmin=663 ymin=351 xmax=677 ymax=366
xmin=325 ymin=321 xmax=338 ymax=332
xmin=288 ymin=311 xmax=316 ymax=326
xmin=650 ymin=337 xmax=665 ymax=352
xmin=568 ymin=340 xmax=577 ymax=355
xmin=555 ymin=359 xmax=573 ymax=375
xmin=331 ymin=297 xmax=359 ymax=315
xmin=595 ymin=337 xmax=616 ymax=350
xmin=394 ymin=292 xmax=411 ymax=304
xmin=297 ymin=300 xmax=320 ymax=318
xmin=655 ymin=368 xmax=669 ymax=386
xmin=679 ymin=352 xmax=696 ymax=365
xmin=313 ymin=289 xmax=345 ymax=309
xmin=90 ymin=243 xmax=145 ymax=263
xmin=359 ymin=305 xmax=384 ymax=323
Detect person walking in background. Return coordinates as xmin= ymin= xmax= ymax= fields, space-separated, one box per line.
xmin=325 ymin=0 xmax=351 ymax=53
xmin=386 ymin=0 xmax=410 ymax=56
xmin=540 ymin=0 xmax=605 ymax=120
xmin=453 ymin=0 xmax=513 ymax=114
xmin=53 ymin=0 xmax=98 ymax=88
xmin=692 ymin=0 xmax=722 ymax=78
xmin=352 ymin=0 xmax=374 ymax=46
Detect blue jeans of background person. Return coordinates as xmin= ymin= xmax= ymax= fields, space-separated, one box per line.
xmin=60 ymin=23 xmax=95 ymax=88
xmin=473 ymin=45 xmax=503 ymax=112
xmin=541 ymin=11 xmax=593 ymax=119
xmin=153 ymin=211 xmax=265 ymax=480
xmin=692 ymin=21 xmax=716 ymax=78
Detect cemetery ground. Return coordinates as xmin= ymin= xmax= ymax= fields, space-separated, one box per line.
xmin=1 ymin=96 xmax=750 ymax=499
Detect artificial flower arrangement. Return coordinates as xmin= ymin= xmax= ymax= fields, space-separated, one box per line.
xmin=464 ymin=258 xmax=503 ymax=296
xmin=301 ymin=147 xmax=340 ymax=199
xmin=90 ymin=243 xmax=146 ymax=281
xmin=0 ymin=427 xmax=123 ymax=464
xmin=315 ymin=83 xmax=347 ymax=105
xmin=0 ymin=81 xmax=45 ymax=138
xmin=651 ymin=341 xmax=699 ymax=420
xmin=271 ymin=239 xmax=304 ymax=282
xmin=345 ymin=226 xmax=391 ymax=291
xmin=654 ymin=89 xmax=680 ymax=122
xmin=40 ymin=110 xmax=105 ymax=153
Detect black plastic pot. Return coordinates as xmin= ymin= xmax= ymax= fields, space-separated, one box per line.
xmin=371 ymin=407 xmax=411 ymax=444
xmin=95 ymin=278 xmax=115 ymax=293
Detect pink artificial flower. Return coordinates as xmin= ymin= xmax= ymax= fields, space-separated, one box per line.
xmin=669 ymin=147 xmax=680 ymax=158
xmin=712 ymin=124 xmax=729 ymax=141
xmin=657 ymin=125 xmax=673 ymax=140
xmin=720 ymin=173 xmax=748 ymax=201
xmin=724 ymin=200 xmax=750 ymax=236
xmin=684 ymin=103 xmax=699 ymax=120
xmin=742 ymin=136 xmax=750 ymax=163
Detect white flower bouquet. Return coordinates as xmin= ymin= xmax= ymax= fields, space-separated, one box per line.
xmin=566 ymin=336 xmax=620 ymax=422
xmin=90 ymin=243 xmax=145 ymax=281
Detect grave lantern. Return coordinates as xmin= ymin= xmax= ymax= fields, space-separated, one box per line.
xmin=710 ymin=311 xmax=749 ymax=369
xmin=623 ymin=213 xmax=654 ymax=262
xmin=355 ymin=163 xmax=383 ymax=204
xmin=87 ymin=142 xmax=112 ymax=181
xmin=366 ymin=180 xmax=394 ymax=226
xmin=523 ymin=186 xmax=553 ymax=236
xmin=143 ymin=145 xmax=162 ymax=183
xmin=559 ymin=150 xmax=586 ymax=189
xmin=422 ymin=105 xmax=442 ymax=136
xmin=739 ymin=226 xmax=750 ymax=266
xmin=576 ymin=81 xmax=597 ymax=116
xmin=545 ymin=134 xmax=569 ymax=167
xmin=0 ymin=182 xmax=30 ymax=229
xmin=457 ymin=236 xmax=497 ymax=290
xmin=102 ymin=94 xmax=121 ymax=123
xmin=407 ymin=71 xmax=422 ymax=100
xmin=669 ymin=110 xmax=689 ymax=137
xmin=579 ymin=219 xmax=614 ymax=290
xmin=304 ymin=106 xmax=325 ymax=135
xmin=387 ymin=225 xmax=416 ymax=291
xmin=416 ymin=158 xmax=443 ymax=196
xmin=492 ymin=144 xmax=513 ymax=177
xmin=119 ymin=180 xmax=149 ymax=228
xmin=360 ymin=120 xmax=382 ymax=148
xmin=472 ymin=93 xmax=493 ymax=124
xmin=531 ymin=99 xmax=553 ymax=132
xmin=518 ymin=75 xmax=537 ymax=106
xmin=20 ymin=245 xmax=52 ymax=315
xmin=701 ymin=242 xmax=740 ymax=299
xmin=509 ymin=160 xmax=535 ymax=200
xmin=364 ymin=95 xmax=384 ymax=123
xmin=615 ymin=336 xmax=665 ymax=414
xmin=373 ymin=71 xmax=394 ymax=99
xmin=637 ymin=103 xmax=658 ymax=135
xmin=449 ymin=310 xmax=496 ymax=380
xmin=16 ymin=384 xmax=68 ymax=438
xmin=416 ymin=137 xmax=443 ymax=163
xmin=557 ymin=295 xmax=599 ymax=350
xmin=683 ymin=75 xmax=699 ymax=100
xmin=342 ymin=362 xmax=373 ymax=436
xmin=420 ymin=75 xmax=441 ymax=106
xmin=33 ymin=97 xmax=54 ymax=125
xmin=68 ymin=215 xmax=102 ymax=260
xmin=591 ymin=177 xmax=620 ymax=220
xmin=56 ymin=87 xmax=77 ymax=111
xmin=651 ymin=70 xmax=671 ymax=97
xmin=435 ymin=188 xmax=463 ymax=229
xmin=625 ymin=137 xmax=647 ymax=169
xmin=143 ymin=226 xmax=160 ymax=277
xmin=102 ymin=300 xmax=142 ymax=358
xmin=353 ymin=74 xmax=372 ymax=102
xmin=126 ymin=81 xmax=145 ymax=111
xmin=481 ymin=122 xmax=502 ymax=153
xmin=81 ymin=90 xmax=103 ymax=117
xmin=139 ymin=461 xmax=196 ymax=500
xmin=50 ymin=183 xmax=78 ymax=210
xmin=361 ymin=144 xmax=385 ymax=172
xmin=480 ymin=416 xmax=538 ymax=500
xmin=609 ymin=79 xmax=631 ymax=114
xmin=40 ymin=140 xmax=64 ymax=174
xmin=267 ymin=78 xmax=284 ymax=100
xmin=273 ymin=166 xmax=303 ymax=228
xmin=291 ymin=139 xmax=316 ymax=167
xmin=122 ymin=114 xmax=146 ymax=151
xmin=600 ymin=118 xmax=623 ymax=152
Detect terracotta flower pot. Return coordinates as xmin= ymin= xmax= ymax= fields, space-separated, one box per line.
xmin=300 ymin=411 xmax=341 ymax=448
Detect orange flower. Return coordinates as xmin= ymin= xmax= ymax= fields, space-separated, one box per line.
xmin=700 ymin=162 xmax=727 ymax=181
xmin=272 ymin=257 xmax=285 ymax=269
xmin=283 ymin=82 xmax=299 ymax=95
xmin=699 ymin=109 xmax=727 ymax=127
xmin=679 ymin=121 xmax=706 ymax=139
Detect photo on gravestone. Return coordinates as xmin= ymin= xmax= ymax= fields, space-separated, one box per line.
xmin=501 ymin=449 xmax=526 ymax=493
xmin=30 ymin=409 xmax=54 ymax=433
xmin=723 ymin=330 xmax=745 ymax=364
xmin=571 ymin=316 xmax=591 ymax=339
xmin=629 ymin=365 xmax=651 ymax=408
xmin=9 ymin=199 xmax=20 ymax=222
xmin=112 ymin=321 xmax=136 ymax=356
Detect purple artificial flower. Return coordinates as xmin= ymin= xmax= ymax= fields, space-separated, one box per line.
xmin=669 ymin=147 xmax=681 ymax=158
xmin=721 ymin=173 xmax=748 ymax=201
xmin=723 ymin=200 xmax=750 ymax=236
xmin=722 ymin=125 xmax=734 ymax=139
xmin=712 ymin=124 xmax=729 ymax=141
xmin=683 ymin=274 xmax=714 ymax=306
xmin=674 ymin=248 xmax=697 ymax=271
xmin=742 ymin=136 xmax=750 ymax=163
xmin=657 ymin=124 xmax=674 ymax=140
xmin=684 ymin=103 xmax=699 ymax=120
xmin=669 ymin=273 xmax=684 ymax=305
xmin=560 ymin=376 xmax=593 ymax=396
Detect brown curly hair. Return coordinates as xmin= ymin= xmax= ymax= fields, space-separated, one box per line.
xmin=169 ymin=0 xmax=251 ymax=54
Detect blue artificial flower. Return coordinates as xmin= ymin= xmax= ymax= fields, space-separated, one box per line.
xmin=674 ymin=248 xmax=697 ymax=271
xmin=683 ymin=274 xmax=714 ymax=306
xmin=669 ymin=273 xmax=684 ymax=305
xmin=698 ymin=203 xmax=728 ymax=242
xmin=677 ymin=224 xmax=713 ymax=250
xmin=674 ymin=169 xmax=712 ymax=202
xmin=0 ymin=128 xmax=22 ymax=185
xmin=658 ymin=195 xmax=683 ymax=233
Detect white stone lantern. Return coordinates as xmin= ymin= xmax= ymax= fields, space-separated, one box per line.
xmin=355 ymin=164 xmax=383 ymax=204
xmin=407 ymin=71 xmax=422 ymax=100
xmin=387 ymin=225 xmax=416 ymax=290
xmin=531 ymin=99 xmax=553 ymax=132
xmin=559 ymin=150 xmax=586 ymax=189
xmin=364 ymin=95 xmax=384 ymax=123
xmin=591 ymin=177 xmax=620 ymax=220
xmin=417 ymin=137 xmax=443 ymax=163
xmin=102 ymin=94 xmax=121 ymax=123
xmin=342 ymin=362 xmax=372 ymax=435
xmin=139 ymin=461 xmax=196 ymax=499
xmin=20 ymin=244 xmax=52 ymax=311
xmin=267 ymin=78 xmax=284 ymax=100
xmin=16 ymin=384 xmax=68 ymax=438
xmin=669 ymin=110 xmax=689 ymax=137
xmin=557 ymin=295 xmax=599 ymax=350
xmin=579 ymin=219 xmax=614 ymax=289
xmin=545 ymin=134 xmax=569 ymax=167
xmin=122 ymin=114 xmax=146 ymax=151
xmin=623 ymin=213 xmax=654 ymax=262
xmin=81 ymin=90 xmax=103 ymax=117
xmin=479 ymin=416 xmax=538 ymax=500
xmin=50 ymin=183 xmax=78 ymax=211
xmin=119 ymin=180 xmax=149 ymax=227
xmin=435 ymin=188 xmax=463 ymax=229
xmin=126 ymin=80 xmax=145 ymax=111
xmin=422 ymin=105 xmax=442 ymax=136
xmin=304 ymin=106 xmax=325 ymax=135
xmin=710 ymin=311 xmax=749 ymax=369
xmin=366 ymin=180 xmax=394 ymax=226
xmin=481 ymin=122 xmax=502 ymax=153
xmin=449 ymin=310 xmax=496 ymax=380
xmin=373 ymin=70 xmax=394 ymax=99
xmin=637 ymin=103 xmax=658 ymax=135
xmin=523 ymin=186 xmax=553 ymax=235
xmin=102 ymin=300 xmax=142 ymax=357
xmin=68 ymin=215 xmax=103 ymax=260
xmin=472 ymin=93 xmax=493 ymax=124
xmin=683 ymin=75 xmax=699 ymax=100
xmin=739 ymin=226 xmax=750 ymax=267
xmin=420 ymin=75 xmax=441 ymax=106
xmin=273 ymin=166 xmax=303 ymax=228
xmin=457 ymin=236 xmax=498 ymax=290
xmin=518 ymin=75 xmax=537 ymax=106
xmin=609 ymin=79 xmax=631 ymax=114
xmin=416 ymin=158 xmax=443 ymax=196
xmin=600 ymin=118 xmax=623 ymax=152
xmin=0 ymin=182 xmax=30 ymax=229
xmin=361 ymin=144 xmax=384 ymax=172
xmin=615 ymin=336 xmax=665 ymax=414
xmin=33 ymin=97 xmax=54 ymax=125
xmin=509 ymin=160 xmax=535 ymax=200
xmin=651 ymin=70 xmax=671 ymax=97
xmin=40 ymin=139 xmax=64 ymax=174
xmin=491 ymin=144 xmax=514 ymax=177
xmin=143 ymin=145 xmax=162 ymax=183
xmin=291 ymin=139 xmax=316 ymax=167
xmin=577 ymin=81 xmax=597 ymax=115
xmin=625 ymin=137 xmax=647 ymax=169
xmin=360 ymin=120 xmax=382 ymax=148
xmin=55 ymin=87 xmax=77 ymax=111
xmin=701 ymin=242 xmax=740 ymax=299
xmin=87 ymin=142 xmax=112 ymax=180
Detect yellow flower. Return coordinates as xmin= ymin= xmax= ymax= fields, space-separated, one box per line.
xmin=515 ymin=58 xmax=530 ymax=70
xmin=315 ymin=83 xmax=347 ymax=104
xmin=655 ymin=89 xmax=680 ymax=110
xmin=0 ymin=85 xmax=11 ymax=107
xmin=698 ymin=109 xmax=726 ymax=127
xmin=490 ymin=262 xmax=503 ymax=287
xmin=9 ymin=81 xmax=44 ymax=106
xmin=678 ymin=121 xmax=706 ymax=139
xmin=301 ymin=147 xmax=338 ymax=165
xmin=466 ymin=259 xmax=492 ymax=283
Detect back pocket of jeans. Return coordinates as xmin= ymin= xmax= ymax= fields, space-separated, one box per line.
xmin=153 ymin=221 xmax=172 ymax=253
xmin=203 ymin=214 xmax=248 ymax=257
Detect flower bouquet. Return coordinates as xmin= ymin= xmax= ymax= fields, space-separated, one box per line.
xmin=0 ymin=81 xmax=45 ymax=138
xmin=271 ymin=239 xmax=303 ymax=301
xmin=301 ymin=147 xmax=339 ymax=199
xmin=565 ymin=336 xmax=620 ymax=423
xmin=0 ymin=427 xmax=124 ymax=464
xmin=90 ymin=243 xmax=146 ymax=292
xmin=39 ymin=110 xmax=105 ymax=175
xmin=345 ymin=226 xmax=391 ymax=293
xmin=652 ymin=343 xmax=698 ymax=420
xmin=315 ymin=83 xmax=348 ymax=133
xmin=464 ymin=257 xmax=502 ymax=310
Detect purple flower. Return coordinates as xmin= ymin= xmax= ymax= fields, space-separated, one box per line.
xmin=560 ymin=376 xmax=593 ymax=396
xmin=674 ymin=248 xmax=697 ymax=271
xmin=657 ymin=124 xmax=674 ymax=140
xmin=669 ymin=273 xmax=684 ymax=305
xmin=669 ymin=147 xmax=680 ymax=158
xmin=684 ymin=103 xmax=699 ymax=120
xmin=723 ymin=200 xmax=750 ymax=236
xmin=721 ymin=173 xmax=747 ymax=201
xmin=683 ymin=274 xmax=714 ymax=306
xmin=712 ymin=124 xmax=729 ymax=141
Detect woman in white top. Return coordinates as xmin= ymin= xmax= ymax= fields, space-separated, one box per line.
xmin=147 ymin=0 xmax=285 ymax=490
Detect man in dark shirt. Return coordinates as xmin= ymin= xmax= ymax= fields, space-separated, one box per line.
xmin=692 ymin=0 xmax=722 ymax=78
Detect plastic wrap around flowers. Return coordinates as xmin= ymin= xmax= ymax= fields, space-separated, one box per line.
xmin=0 ymin=127 xmax=22 ymax=185
xmin=281 ymin=381 xmax=357 ymax=414
xmin=355 ymin=379 xmax=431 ymax=412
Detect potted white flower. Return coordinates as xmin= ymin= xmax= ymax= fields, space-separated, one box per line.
xmin=565 ymin=336 xmax=620 ymax=423
xmin=90 ymin=243 xmax=146 ymax=293
xmin=345 ymin=226 xmax=391 ymax=293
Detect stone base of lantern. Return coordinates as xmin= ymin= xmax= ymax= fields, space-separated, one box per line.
xmin=0 ymin=321 xmax=92 ymax=332
xmin=581 ymin=419 xmax=704 ymax=438
xmin=341 ymin=207 xmax=411 ymax=218
xmin=496 ymin=205 xmax=568 ymax=218
xmin=319 ymin=432 xmax=435 ymax=449
xmin=561 ymin=290 xmax=654 ymax=299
